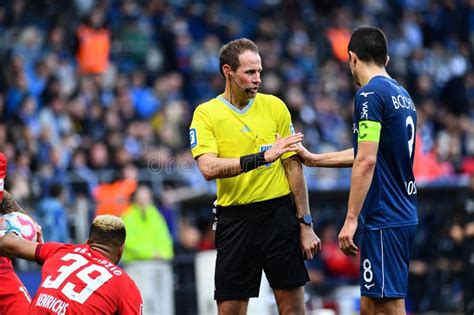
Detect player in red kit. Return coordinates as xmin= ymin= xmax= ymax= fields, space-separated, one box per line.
xmin=0 ymin=152 xmax=35 ymax=315
xmin=0 ymin=214 xmax=143 ymax=314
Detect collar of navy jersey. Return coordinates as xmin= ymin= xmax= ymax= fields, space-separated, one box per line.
xmin=360 ymin=76 xmax=398 ymax=98
xmin=368 ymin=75 xmax=397 ymax=85
xmin=217 ymin=95 xmax=255 ymax=115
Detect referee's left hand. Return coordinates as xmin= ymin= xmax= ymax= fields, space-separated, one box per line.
xmin=299 ymin=224 xmax=321 ymax=260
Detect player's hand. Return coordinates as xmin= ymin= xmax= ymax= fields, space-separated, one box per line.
xmin=35 ymin=224 xmax=44 ymax=244
xmin=338 ymin=218 xmax=358 ymax=256
xmin=295 ymin=142 xmax=314 ymax=165
xmin=264 ymin=133 xmax=304 ymax=163
xmin=299 ymin=224 xmax=321 ymax=260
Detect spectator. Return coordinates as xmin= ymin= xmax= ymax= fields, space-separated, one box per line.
xmin=35 ymin=182 xmax=69 ymax=243
xmin=93 ymin=163 xmax=137 ymax=217
xmin=75 ymin=8 xmax=110 ymax=75
xmin=121 ymin=185 xmax=174 ymax=263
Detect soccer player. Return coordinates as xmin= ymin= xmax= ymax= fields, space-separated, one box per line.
xmin=0 ymin=214 xmax=143 ymax=314
xmin=190 ymin=38 xmax=321 ymax=315
xmin=298 ymin=26 xmax=418 ymax=314
xmin=0 ymin=152 xmax=36 ymax=314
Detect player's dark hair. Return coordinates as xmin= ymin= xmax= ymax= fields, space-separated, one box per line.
xmin=348 ymin=26 xmax=388 ymax=67
xmin=219 ymin=38 xmax=259 ymax=77
xmin=88 ymin=215 xmax=126 ymax=248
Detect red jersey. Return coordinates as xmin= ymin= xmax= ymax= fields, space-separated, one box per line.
xmin=31 ymin=242 xmax=143 ymax=315
xmin=0 ymin=263 xmax=31 ymax=315
xmin=0 ymin=256 xmax=13 ymax=273
xmin=0 ymin=270 xmax=32 ymax=314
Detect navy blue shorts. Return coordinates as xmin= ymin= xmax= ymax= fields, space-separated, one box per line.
xmin=359 ymin=226 xmax=416 ymax=298
xmin=214 ymin=194 xmax=309 ymax=301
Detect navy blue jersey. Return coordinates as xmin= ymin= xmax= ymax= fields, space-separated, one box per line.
xmin=353 ymin=76 xmax=418 ymax=230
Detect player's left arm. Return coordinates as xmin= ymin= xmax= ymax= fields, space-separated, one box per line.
xmin=347 ymin=140 xmax=378 ymax=219
xmin=339 ymin=139 xmax=379 ymax=256
xmin=0 ymin=232 xmax=38 ymax=261
xmin=339 ymin=89 xmax=383 ymax=256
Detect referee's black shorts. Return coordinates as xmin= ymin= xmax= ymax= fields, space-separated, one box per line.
xmin=214 ymin=194 xmax=309 ymax=301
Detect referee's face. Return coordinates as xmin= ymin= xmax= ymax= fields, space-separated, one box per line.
xmin=233 ymin=50 xmax=262 ymax=99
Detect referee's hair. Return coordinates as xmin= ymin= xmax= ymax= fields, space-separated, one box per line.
xmin=88 ymin=215 xmax=126 ymax=248
xmin=219 ymin=38 xmax=259 ymax=77
xmin=348 ymin=26 xmax=388 ymax=67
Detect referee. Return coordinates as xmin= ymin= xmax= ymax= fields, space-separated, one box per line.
xmin=189 ymin=38 xmax=321 ymax=315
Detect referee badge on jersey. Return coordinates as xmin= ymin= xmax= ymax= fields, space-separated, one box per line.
xmin=189 ymin=128 xmax=197 ymax=149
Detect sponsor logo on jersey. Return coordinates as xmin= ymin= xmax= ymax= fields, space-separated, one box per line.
xmin=361 ymin=101 xmax=369 ymax=120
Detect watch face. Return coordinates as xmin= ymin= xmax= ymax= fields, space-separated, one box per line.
xmin=303 ymin=215 xmax=313 ymax=224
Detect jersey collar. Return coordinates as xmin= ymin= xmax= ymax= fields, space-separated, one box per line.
xmin=217 ymin=95 xmax=255 ymax=115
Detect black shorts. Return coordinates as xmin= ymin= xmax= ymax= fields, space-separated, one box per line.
xmin=214 ymin=194 xmax=309 ymax=301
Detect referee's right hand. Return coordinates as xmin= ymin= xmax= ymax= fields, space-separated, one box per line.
xmin=264 ymin=133 xmax=304 ymax=163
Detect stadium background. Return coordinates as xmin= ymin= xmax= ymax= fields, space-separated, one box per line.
xmin=0 ymin=0 xmax=473 ymax=314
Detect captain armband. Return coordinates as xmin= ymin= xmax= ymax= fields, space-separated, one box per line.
xmin=240 ymin=151 xmax=267 ymax=173
xmin=358 ymin=120 xmax=381 ymax=143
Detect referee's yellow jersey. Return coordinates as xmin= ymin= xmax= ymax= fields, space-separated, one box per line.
xmin=189 ymin=93 xmax=297 ymax=206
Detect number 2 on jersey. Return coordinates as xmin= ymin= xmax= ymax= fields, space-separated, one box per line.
xmin=42 ymin=253 xmax=113 ymax=304
xmin=406 ymin=116 xmax=415 ymax=158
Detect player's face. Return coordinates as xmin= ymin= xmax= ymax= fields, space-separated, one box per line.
xmin=232 ymin=50 xmax=262 ymax=98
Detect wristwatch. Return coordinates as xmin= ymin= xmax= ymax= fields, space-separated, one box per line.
xmin=297 ymin=214 xmax=314 ymax=226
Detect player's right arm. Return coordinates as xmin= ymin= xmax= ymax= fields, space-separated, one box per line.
xmin=0 ymin=232 xmax=38 ymax=261
xmin=297 ymin=145 xmax=354 ymax=168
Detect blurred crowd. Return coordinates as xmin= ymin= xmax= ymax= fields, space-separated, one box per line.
xmin=0 ymin=0 xmax=472 ymax=202
xmin=0 ymin=0 xmax=473 ymax=313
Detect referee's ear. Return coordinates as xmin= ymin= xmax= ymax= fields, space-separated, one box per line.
xmin=222 ymin=64 xmax=232 ymax=80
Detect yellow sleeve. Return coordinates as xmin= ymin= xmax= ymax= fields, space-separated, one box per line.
xmin=275 ymin=97 xmax=297 ymax=160
xmin=189 ymin=106 xmax=218 ymax=158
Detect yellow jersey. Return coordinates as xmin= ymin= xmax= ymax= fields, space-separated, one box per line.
xmin=189 ymin=93 xmax=296 ymax=206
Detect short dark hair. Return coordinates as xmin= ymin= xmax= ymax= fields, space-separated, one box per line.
xmin=348 ymin=26 xmax=388 ymax=67
xmin=219 ymin=38 xmax=259 ymax=77
xmin=88 ymin=215 xmax=126 ymax=248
